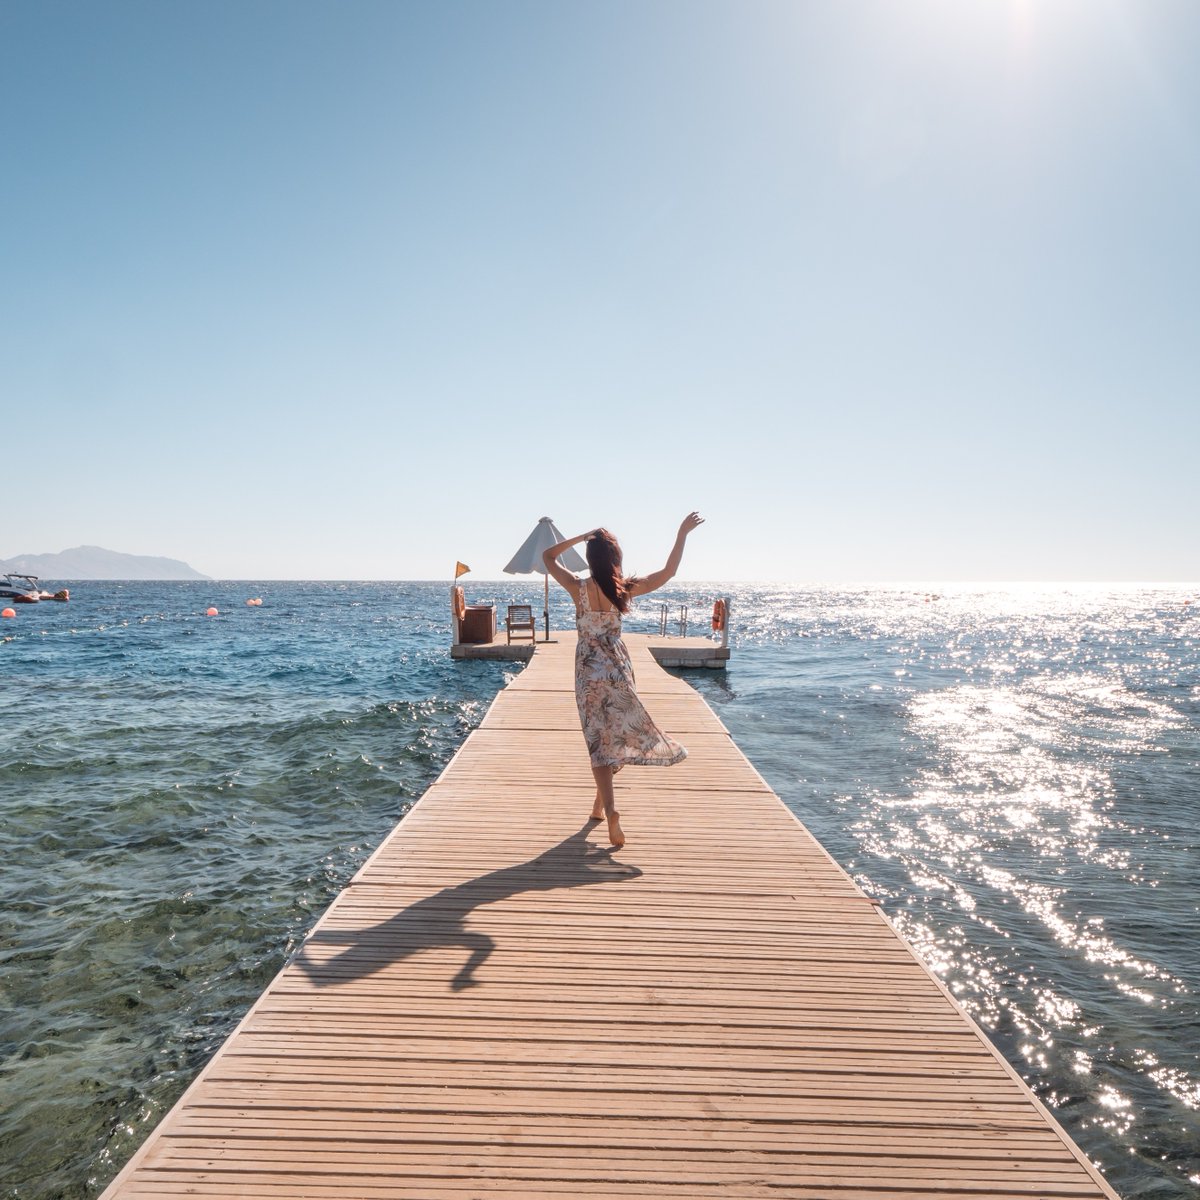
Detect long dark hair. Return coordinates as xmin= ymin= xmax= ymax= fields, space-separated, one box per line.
xmin=586 ymin=528 xmax=636 ymax=614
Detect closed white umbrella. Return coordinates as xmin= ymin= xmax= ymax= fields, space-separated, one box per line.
xmin=503 ymin=517 xmax=587 ymax=642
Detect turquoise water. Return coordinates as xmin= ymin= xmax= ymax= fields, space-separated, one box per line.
xmin=1 ymin=582 xmax=1197 ymax=1198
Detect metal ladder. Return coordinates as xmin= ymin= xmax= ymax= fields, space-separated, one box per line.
xmin=657 ymin=603 xmax=689 ymax=638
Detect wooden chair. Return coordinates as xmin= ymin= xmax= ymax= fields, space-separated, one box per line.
xmin=505 ymin=604 xmax=536 ymax=644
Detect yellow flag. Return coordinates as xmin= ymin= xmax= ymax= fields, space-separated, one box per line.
xmin=454 ymin=561 xmax=470 ymax=579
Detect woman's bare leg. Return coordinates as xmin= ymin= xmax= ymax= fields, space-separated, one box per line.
xmin=589 ymin=764 xmax=616 ymax=817
xmin=589 ymin=764 xmax=623 ymax=846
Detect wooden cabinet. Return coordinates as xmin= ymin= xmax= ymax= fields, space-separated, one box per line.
xmin=459 ymin=605 xmax=496 ymax=644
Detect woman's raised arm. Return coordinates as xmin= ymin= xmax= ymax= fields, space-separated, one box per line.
xmin=542 ymin=532 xmax=593 ymax=595
xmin=631 ymin=512 xmax=705 ymax=597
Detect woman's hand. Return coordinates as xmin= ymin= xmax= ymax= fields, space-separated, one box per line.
xmin=679 ymin=512 xmax=705 ymax=537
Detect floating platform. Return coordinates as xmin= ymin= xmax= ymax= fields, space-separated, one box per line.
xmin=450 ymin=639 xmax=536 ymax=662
xmin=99 ymin=637 xmax=1118 ymax=1199
xmin=453 ymin=631 xmax=730 ymax=669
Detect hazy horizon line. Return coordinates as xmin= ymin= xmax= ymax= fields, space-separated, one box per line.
xmin=31 ymin=577 xmax=1200 ymax=587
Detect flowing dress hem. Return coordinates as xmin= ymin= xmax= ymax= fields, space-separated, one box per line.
xmin=589 ymin=746 xmax=688 ymax=770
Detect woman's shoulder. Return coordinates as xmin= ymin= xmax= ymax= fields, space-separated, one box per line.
xmin=585 ymin=578 xmax=621 ymax=613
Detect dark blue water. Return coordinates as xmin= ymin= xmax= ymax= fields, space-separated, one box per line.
xmin=1 ymin=582 xmax=1196 ymax=1198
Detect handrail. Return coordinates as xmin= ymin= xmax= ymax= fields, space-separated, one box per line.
xmin=655 ymin=601 xmax=706 ymax=639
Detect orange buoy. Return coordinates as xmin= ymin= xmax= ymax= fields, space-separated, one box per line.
xmin=206 ymin=606 xmax=218 ymax=616
xmin=1 ymin=607 xmax=15 ymax=619
xmin=711 ymin=598 xmax=726 ymax=632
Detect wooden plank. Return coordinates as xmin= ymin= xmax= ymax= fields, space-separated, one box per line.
xmin=98 ymin=631 xmax=1121 ymax=1200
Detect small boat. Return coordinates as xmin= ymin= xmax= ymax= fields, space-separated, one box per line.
xmin=0 ymin=574 xmax=69 ymax=602
xmin=1 ymin=574 xmax=39 ymax=602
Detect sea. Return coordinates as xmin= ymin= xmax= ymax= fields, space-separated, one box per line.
xmin=1 ymin=581 xmax=1197 ymax=1199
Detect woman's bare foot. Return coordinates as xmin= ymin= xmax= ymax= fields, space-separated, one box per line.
xmin=589 ymin=794 xmax=604 ymax=821
xmin=607 ymin=811 xmax=625 ymax=848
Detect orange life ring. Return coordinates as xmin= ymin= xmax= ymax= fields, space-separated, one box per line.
xmin=452 ymin=586 xmax=466 ymax=622
xmin=711 ymin=598 xmax=726 ymax=632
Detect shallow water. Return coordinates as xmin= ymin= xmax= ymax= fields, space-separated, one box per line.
xmin=1 ymin=581 xmax=1196 ymax=1197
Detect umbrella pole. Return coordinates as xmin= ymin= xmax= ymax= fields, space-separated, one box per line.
xmin=543 ymin=573 xmax=550 ymax=642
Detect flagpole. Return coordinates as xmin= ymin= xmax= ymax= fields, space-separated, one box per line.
xmin=452 ymin=562 xmax=469 ymax=646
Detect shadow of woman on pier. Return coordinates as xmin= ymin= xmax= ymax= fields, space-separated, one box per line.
xmin=294 ymin=819 xmax=641 ymax=992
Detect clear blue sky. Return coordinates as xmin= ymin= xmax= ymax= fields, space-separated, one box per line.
xmin=2 ymin=0 xmax=1197 ymax=580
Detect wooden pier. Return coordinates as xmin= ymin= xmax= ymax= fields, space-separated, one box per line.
xmin=100 ymin=633 xmax=1119 ymax=1199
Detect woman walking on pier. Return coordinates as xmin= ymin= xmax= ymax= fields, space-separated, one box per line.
xmin=543 ymin=513 xmax=704 ymax=847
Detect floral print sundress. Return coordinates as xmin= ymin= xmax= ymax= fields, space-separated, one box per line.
xmin=575 ymin=578 xmax=687 ymax=772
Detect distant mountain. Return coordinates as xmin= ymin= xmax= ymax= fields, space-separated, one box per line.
xmin=0 ymin=545 xmax=211 ymax=580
